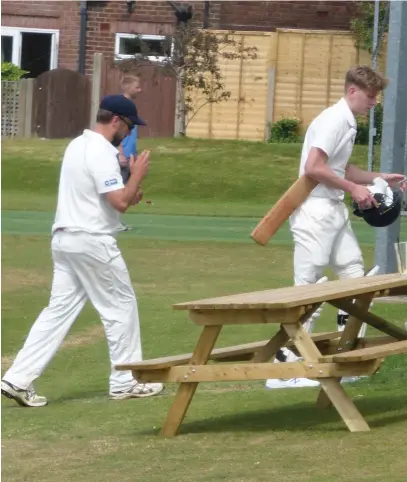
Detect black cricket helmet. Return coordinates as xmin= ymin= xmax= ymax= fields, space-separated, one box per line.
xmin=352 ymin=190 xmax=403 ymax=227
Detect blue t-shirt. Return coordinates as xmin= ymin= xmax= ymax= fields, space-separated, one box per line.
xmin=121 ymin=126 xmax=138 ymax=158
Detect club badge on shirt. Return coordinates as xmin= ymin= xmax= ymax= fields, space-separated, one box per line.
xmin=105 ymin=179 xmax=118 ymax=187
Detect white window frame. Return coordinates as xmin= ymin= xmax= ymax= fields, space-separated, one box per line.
xmin=1 ymin=26 xmax=59 ymax=70
xmin=114 ymin=33 xmax=173 ymax=62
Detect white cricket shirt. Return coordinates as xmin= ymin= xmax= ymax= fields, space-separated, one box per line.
xmin=298 ymin=97 xmax=357 ymax=201
xmin=52 ymin=129 xmax=125 ymax=235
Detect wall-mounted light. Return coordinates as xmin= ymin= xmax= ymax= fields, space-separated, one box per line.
xmin=126 ymin=1 xmax=135 ymax=14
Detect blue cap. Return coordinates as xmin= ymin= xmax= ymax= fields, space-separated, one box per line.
xmin=99 ymin=95 xmax=146 ymax=127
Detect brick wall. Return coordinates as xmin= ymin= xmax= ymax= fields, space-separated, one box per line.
xmin=2 ymin=0 xmax=81 ymax=71
xmin=2 ymin=1 xmax=358 ymax=77
xmin=1 ymin=1 xmax=222 ymax=75
xmin=82 ymin=1 xmax=222 ymax=75
xmin=219 ymin=1 xmax=358 ymax=31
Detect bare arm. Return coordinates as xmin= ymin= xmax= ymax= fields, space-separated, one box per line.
xmin=304 ymin=147 xmax=378 ymax=207
xmin=105 ymin=151 xmax=150 ymax=213
xmin=304 ymin=147 xmax=357 ymax=193
xmin=345 ymin=164 xmax=381 ymax=185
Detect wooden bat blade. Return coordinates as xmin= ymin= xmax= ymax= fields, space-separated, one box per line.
xmin=251 ymin=175 xmax=318 ymax=246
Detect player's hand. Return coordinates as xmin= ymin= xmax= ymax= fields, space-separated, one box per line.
xmin=130 ymin=150 xmax=150 ymax=181
xmin=351 ymin=185 xmax=378 ymax=209
xmin=381 ymin=173 xmax=407 ymax=192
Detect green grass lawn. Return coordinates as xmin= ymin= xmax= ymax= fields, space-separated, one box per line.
xmin=2 ymin=137 xmax=407 ymax=481
xmin=1 ymin=137 xmax=379 ymax=217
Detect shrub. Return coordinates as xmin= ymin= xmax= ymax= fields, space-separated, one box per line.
xmin=1 ymin=62 xmax=29 ymax=81
xmin=268 ymin=117 xmax=301 ymax=143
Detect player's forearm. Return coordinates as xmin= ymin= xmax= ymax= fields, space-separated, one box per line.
xmin=304 ymin=162 xmax=356 ymax=194
xmin=122 ymin=175 xmax=142 ymax=208
xmin=345 ymin=164 xmax=382 ymax=185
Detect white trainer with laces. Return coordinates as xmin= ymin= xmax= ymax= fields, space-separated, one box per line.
xmin=109 ymin=381 xmax=164 ymax=400
xmin=265 ymin=378 xmax=320 ymax=389
xmin=1 ymin=380 xmax=48 ymax=407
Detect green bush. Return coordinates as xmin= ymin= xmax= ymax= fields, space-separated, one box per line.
xmin=355 ymin=103 xmax=383 ymax=145
xmin=1 ymin=62 xmax=29 ymax=81
xmin=268 ymin=117 xmax=301 ymax=143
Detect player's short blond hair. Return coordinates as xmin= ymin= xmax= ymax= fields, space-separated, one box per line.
xmin=345 ymin=65 xmax=388 ymax=94
xmin=120 ymin=73 xmax=141 ymax=90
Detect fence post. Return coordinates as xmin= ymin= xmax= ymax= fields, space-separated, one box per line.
xmin=264 ymin=67 xmax=275 ymax=142
xmin=90 ymin=53 xmax=103 ymax=129
xmin=24 ymin=79 xmax=35 ymax=137
xmin=17 ymin=79 xmax=27 ymax=137
xmin=174 ymin=77 xmax=183 ymax=137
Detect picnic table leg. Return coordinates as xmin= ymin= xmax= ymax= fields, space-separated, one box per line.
xmin=251 ymin=328 xmax=289 ymax=362
xmin=160 ymin=324 xmax=222 ymax=437
xmin=283 ymin=322 xmax=370 ymax=432
xmin=316 ymin=294 xmax=375 ymax=409
xmin=252 ymin=303 xmax=323 ymax=363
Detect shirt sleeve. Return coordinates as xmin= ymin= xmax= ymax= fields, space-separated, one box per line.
xmin=86 ymin=147 xmax=125 ymax=194
xmin=121 ymin=127 xmax=137 ymax=158
xmin=310 ymin=113 xmax=346 ymax=159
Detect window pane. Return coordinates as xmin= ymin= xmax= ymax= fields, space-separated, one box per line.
xmin=1 ymin=35 xmax=13 ymax=63
xmin=118 ymin=36 xmax=171 ymax=57
xmin=119 ymin=36 xmax=143 ymax=55
xmin=21 ymin=32 xmax=52 ymax=78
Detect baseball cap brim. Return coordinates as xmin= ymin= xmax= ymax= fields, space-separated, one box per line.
xmin=136 ymin=116 xmax=147 ymax=127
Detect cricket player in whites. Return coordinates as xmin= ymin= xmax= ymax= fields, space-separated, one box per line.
xmin=266 ymin=65 xmax=407 ymax=389
xmin=1 ymin=95 xmax=163 ymax=406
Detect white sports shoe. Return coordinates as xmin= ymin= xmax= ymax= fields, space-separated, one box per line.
xmin=109 ymin=381 xmax=164 ymax=400
xmin=341 ymin=376 xmax=367 ymax=383
xmin=117 ymin=222 xmax=132 ymax=232
xmin=265 ymin=378 xmax=320 ymax=389
xmin=1 ymin=380 xmax=48 ymax=407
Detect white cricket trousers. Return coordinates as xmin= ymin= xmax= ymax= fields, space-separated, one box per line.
xmin=3 ymin=231 xmax=142 ymax=393
xmin=290 ymin=197 xmax=364 ymax=285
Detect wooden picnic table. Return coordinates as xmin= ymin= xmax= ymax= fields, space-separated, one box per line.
xmin=117 ymin=273 xmax=407 ymax=436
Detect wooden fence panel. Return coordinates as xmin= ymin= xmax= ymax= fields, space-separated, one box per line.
xmin=35 ymin=69 xmax=90 ymax=139
xmin=187 ymin=28 xmax=387 ymax=140
xmin=100 ymin=60 xmax=176 ymax=138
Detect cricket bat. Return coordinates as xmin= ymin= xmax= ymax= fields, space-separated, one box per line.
xmin=250 ymin=175 xmax=318 ymax=245
xmin=251 ymin=127 xmax=357 ymax=246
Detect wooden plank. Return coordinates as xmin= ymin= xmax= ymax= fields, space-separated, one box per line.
xmin=90 ymin=53 xmax=103 ymax=130
xmin=332 ymin=340 xmax=407 ymax=363
xmin=251 ymin=328 xmax=290 ymax=363
xmin=329 ymin=300 xmax=407 ymax=340
xmin=317 ymin=379 xmax=370 ymax=432
xmin=317 ymin=293 xmax=374 ymax=408
xmin=319 ymin=335 xmax=397 ymax=356
xmin=283 ymin=322 xmax=370 ymax=432
xmin=189 ymin=307 xmax=306 ymax=326
xmin=173 ymin=274 xmax=407 ymax=310
xmin=24 ymin=79 xmax=35 ymax=138
xmin=264 ymin=67 xmax=276 ymax=141
xmin=17 ymin=79 xmax=27 ymax=137
xmin=283 ymin=322 xmax=322 ymax=361
xmin=160 ymin=325 xmax=222 ymax=437
xmin=116 ymin=331 xmax=341 ymax=371
xmin=134 ymin=361 xmax=379 ymax=383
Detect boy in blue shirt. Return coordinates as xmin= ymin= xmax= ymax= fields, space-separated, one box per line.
xmin=117 ymin=74 xmax=146 ymax=230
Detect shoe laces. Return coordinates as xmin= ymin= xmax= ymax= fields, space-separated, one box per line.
xmin=26 ymin=384 xmax=37 ymax=400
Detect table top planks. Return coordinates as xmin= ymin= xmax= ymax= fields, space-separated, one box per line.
xmin=173 ymin=274 xmax=407 ymax=311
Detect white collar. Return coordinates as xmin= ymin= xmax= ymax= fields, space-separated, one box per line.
xmin=338 ymin=97 xmax=357 ymax=128
xmin=83 ymin=129 xmax=119 ymax=155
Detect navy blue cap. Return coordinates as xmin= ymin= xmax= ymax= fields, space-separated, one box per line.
xmin=99 ymin=95 xmax=146 ymax=127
